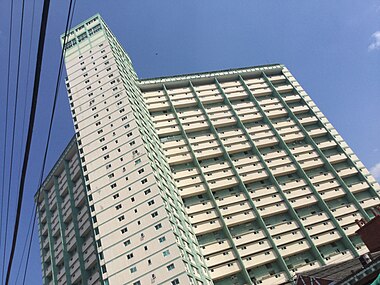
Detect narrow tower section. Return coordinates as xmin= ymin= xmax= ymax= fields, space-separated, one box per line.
xmin=62 ymin=15 xmax=212 ymax=285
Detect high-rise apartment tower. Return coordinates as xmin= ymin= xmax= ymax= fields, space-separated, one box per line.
xmin=36 ymin=14 xmax=380 ymax=285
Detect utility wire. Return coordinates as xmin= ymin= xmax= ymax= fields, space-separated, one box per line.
xmin=18 ymin=0 xmax=76 ymax=282
xmin=2 ymin=0 xmax=26 ymax=282
xmin=13 ymin=0 xmax=37 ymax=282
xmin=14 ymin=204 xmax=35 ymax=284
xmin=17 ymin=0 xmax=37 ymax=188
xmin=20 ymin=209 xmax=37 ymax=285
xmin=0 ymin=0 xmax=14 ymax=281
xmin=4 ymin=0 xmax=51 ymax=283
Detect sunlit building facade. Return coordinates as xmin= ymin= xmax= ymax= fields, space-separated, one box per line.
xmin=36 ymin=14 xmax=380 ymax=285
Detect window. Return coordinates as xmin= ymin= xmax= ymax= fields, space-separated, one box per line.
xmin=115 ymin=204 xmax=122 ymax=210
xmin=138 ymin=168 xmax=144 ymax=174
xmin=171 ymin=279 xmax=180 ymax=285
xmin=124 ymin=240 xmax=131 ymax=246
xmin=132 ymin=281 xmax=140 ymax=285
xmin=118 ymin=215 xmax=125 ymax=222
xmin=167 ymin=263 xmax=175 ymax=271
xmin=135 ymin=159 xmax=141 ymax=165
xmin=130 ymin=266 xmax=137 ymax=273
xmin=144 ymin=189 xmax=151 ymax=195
xmin=127 ymin=253 xmax=134 ymax=259
xmin=159 ymin=236 xmax=166 ymax=243
xmin=141 ymin=178 xmax=148 ymax=184
xmin=155 ymin=223 xmax=162 ymax=230
xmin=113 ymin=193 xmax=119 ymax=199
xmin=163 ymin=250 xmax=170 ymax=257
xmin=121 ymin=227 xmax=128 ymax=234
xmin=148 ymin=200 xmax=155 ymax=206
xmin=151 ymin=211 xmax=158 ymax=218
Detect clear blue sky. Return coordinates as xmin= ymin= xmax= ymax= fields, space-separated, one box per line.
xmin=0 ymin=1 xmax=379 ymax=283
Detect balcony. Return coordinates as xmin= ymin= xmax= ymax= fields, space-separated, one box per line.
xmin=276 ymin=85 xmax=294 ymax=93
xmin=359 ymin=197 xmax=380 ymax=209
xmin=278 ymin=240 xmax=309 ymax=257
xmin=299 ymin=116 xmax=318 ymax=126
xmin=308 ymin=128 xmax=328 ymax=138
xmin=302 ymin=212 xmax=329 ymax=227
xmin=312 ymin=230 xmax=341 ymax=246
xmin=243 ymin=250 xmax=277 ymax=269
xmin=237 ymin=239 xmax=271 ymax=257
xmin=331 ymin=204 xmax=357 ymax=217
xmin=189 ymin=210 xmax=218 ymax=224
xmin=268 ymin=75 xmax=286 ymax=83
xmin=290 ymin=195 xmax=318 ymax=209
xmin=209 ymin=261 xmax=240 ymax=280
xmin=336 ymin=167 xmax=357 ymax=178
xmin=258 ymin=203 xmax=287 ymax=218
xmin=268 ymin=221 xmax=298 ymax=236
xmin=224 ymin=210 xmax=255 ymax=227
xmin=251 ymin=88 xmax=272 ymax=97
xmin=219 ymin=202 xmax=251 ymax=216
xmin=201 ymin=239 xmax=231 ymax=256
xmin=233 ymin=230 xmax=266 ymax=246
xmin=291 ymin=105 xmax=309 ymax=114
xmin=319 ymin=188 xmax=345 ymax=201
xmin=348 ymin=182 xmax=369 ymax=194
xmin=204 ymin=250 xmax=236 ymax=268
xmin=327 ymin=153 xmax=347 ymax=164
xmin=283 ymin=94 xmax=302 ymax=103
xmin=316 ymin=140 xmax=336 ymax=150
xmin=271 ymin=164 xmax=297 ymax=177
xmin=193 ymin=219 xmax=223 ymax=235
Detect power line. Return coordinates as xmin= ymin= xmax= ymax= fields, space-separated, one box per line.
xmin=13 ymin=0 xmax=38 ymax=282
xmin=13 ymin=204 xmax=36 ymax=284
xmin=4 ymin=0 xmax=51 ymax=283
xmin=1 ymin=0 xmax=26 ymax=282
xmin=18 ymin=0 xmax=76 ymax=282
xmin=0 ymin=0 xmax=14 ymax=281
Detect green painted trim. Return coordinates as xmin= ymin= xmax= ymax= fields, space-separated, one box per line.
xmin=37 ymin=207 xmax=48 ymax=285
xmin=64 ymin=160 xmax=89 ymax=285
xmin=53 ymin=176 xmax=72 ymax=285
xmin=281 ymin=70 xmax=380 ymax=202
xmin=163 ymin=84 xmax=254 ymax=285
xmin=244 ymin=73 xmax=359 ymax=257
xmin=215 ymin=78 xmax=326 ymax=267
xmin=43 ymin=191 xmax=59 ymax=284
